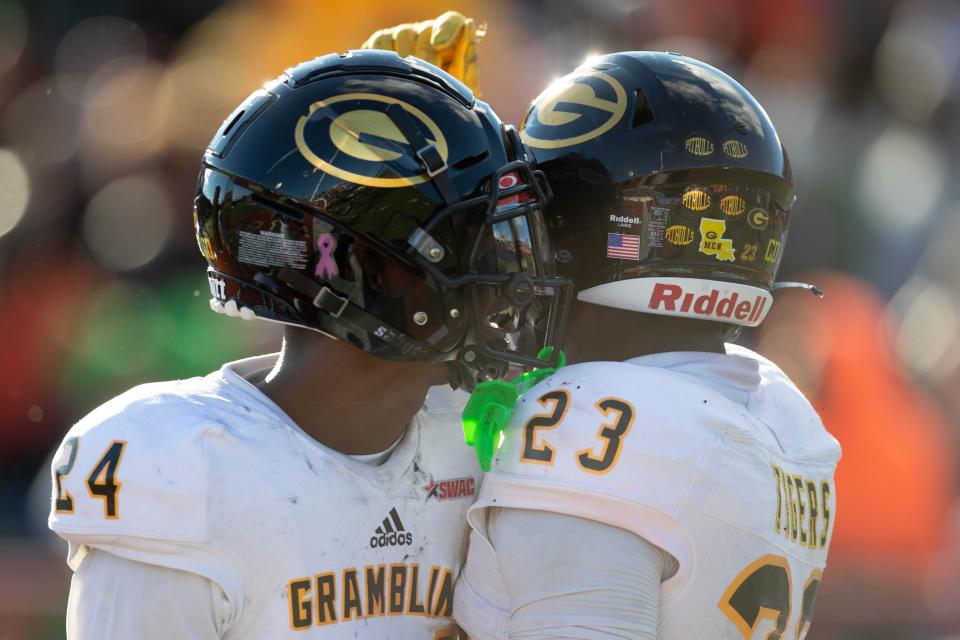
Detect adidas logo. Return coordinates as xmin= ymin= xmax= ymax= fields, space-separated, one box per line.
xmin=369 ymin=507 xmax=413 ymax=548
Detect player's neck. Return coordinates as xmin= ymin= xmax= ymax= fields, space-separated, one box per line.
xmin=563 ymin=301 xmax=726 ymax=364
xmin=253 ymin=329 xmax=448 ymax=455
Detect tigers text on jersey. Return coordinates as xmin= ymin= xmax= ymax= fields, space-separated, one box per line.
xmin=457 ymin=346 xmax=841 ymax=639
xmin=48 ymin=354 xmax=481 ymax=639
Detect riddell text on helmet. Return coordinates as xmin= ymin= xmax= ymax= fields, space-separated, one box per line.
xmin=648 ymin=282 xmax=768 ymax=324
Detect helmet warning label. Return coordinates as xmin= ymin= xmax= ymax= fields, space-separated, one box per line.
xmin=237 ymin=230 xmax=308 ymax=269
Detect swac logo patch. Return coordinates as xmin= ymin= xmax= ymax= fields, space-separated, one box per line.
xmin=520 ymin=71 xmax=627 ymax=149
xmin=294 ymin=93 xmax=448 ymax=188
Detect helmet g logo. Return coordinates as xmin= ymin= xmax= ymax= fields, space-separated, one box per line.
xmin=520 ymin=71 xmax=627 ymax=149
xmin=294 ymin=93 xmax=448 ymax=188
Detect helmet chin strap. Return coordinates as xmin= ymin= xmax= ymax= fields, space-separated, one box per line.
xmin=772 ymin=281 xmax=824 ymax=298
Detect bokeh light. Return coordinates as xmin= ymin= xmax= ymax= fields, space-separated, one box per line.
xmin=856 ymin=125 xmax=946 ymax=235
xmin=80 ymin=61 xmax=169 ymax=177
xmin=889 ymin=276 xmax=959 ymax=377
xmin=0 ymin=148 xmax=30 ymax=237
xmin=54 ymin=16 xmax=147 ymax=104
xmin=1 ymin=77 xmax=80 ymax=166
xmin=81 ymin=174 xmax=173 ymax=271
xmin=0 ymin=1 xmax=28 ymax=77
xmin=875 ymin=11 xmax=958 ymax=122
xmin=159 ymin=55 xmax=248 ymax=153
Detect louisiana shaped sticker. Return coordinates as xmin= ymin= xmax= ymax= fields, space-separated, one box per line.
xmin=699 ymin=218 xmax=736 ymax=262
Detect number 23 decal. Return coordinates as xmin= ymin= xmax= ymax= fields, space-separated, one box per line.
xmin=520 ymin=389 xmax=635 ymax=474
xmin=54 ymin=438 xmax=127 ymax=519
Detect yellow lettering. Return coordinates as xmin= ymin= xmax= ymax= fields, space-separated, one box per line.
xmin=772 ymin=465 xmax=783 ymax=534
xmin=407 ymin=563 xmax=426 ymax=615
xmin=786 ymin=473 xmax=798 ymax=541
xmin=432 ymin=569 xmax=454 ymax=617
xmin=771 ymin=467 xmax=834 ymax=552
xmin=794 ymin=475 xmax=808 ymax=546
xmin=288 ymin=578 xmax=312 ymax=631
xmin=388 ymin=563 xmax=407 ymax=615
xmin=284 ymin=562 xmax=459 ymax=629
xmin=820 ymin=481 xmax=832 ymax=549
xmin=806 ymin=481 xmax=819 ymax=550
xmin=342 ymin=568 xmax=362 ymax=621
xmin=365 ymin=564 xmax=386 ymax=617
xmin=315 ymin=572 xmax=337 ymax=626
xmin=425 ymin=565 xmax=441 ymax=614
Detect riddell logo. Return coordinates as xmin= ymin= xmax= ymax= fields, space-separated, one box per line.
xmin=424 ymin=477 xmax=476 ymax=501
xmin=609 ymin=214 xmax=640 ymax=226
xmin=648 ymin=282 xmax=768 ymax=324
xmin=370 ymin=508 xmax=413 ymax=548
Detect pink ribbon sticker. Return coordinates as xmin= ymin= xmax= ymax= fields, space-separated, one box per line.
xmin=315 ymin=233 xmax=338 ymax=279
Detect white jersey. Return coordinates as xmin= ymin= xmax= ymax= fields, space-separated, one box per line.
xmin=48 ymin=354 xmax=481 ymax=639
xmin=456 ymin=346 xmax=841 ymax=639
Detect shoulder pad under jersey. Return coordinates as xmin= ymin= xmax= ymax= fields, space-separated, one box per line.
xmin=726 ymin=344 xmax=840 ymax=460
xmin=48 ymin=377 xmax=244 ymax=599
xmin=469 ymin=361 xmax=733 ymax=566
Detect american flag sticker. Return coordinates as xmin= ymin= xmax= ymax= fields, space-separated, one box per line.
xmin=606 ymin=232 xmax=641 ymax=260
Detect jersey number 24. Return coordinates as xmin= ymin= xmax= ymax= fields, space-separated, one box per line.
xmin=54 ymin=437 xmax=127 ymax=519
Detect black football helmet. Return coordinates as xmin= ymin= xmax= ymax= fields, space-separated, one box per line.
xmin=521 ymin=51 xmax=798 ymax=329
xmin=195 ymin=50 xmax=572 ymax=387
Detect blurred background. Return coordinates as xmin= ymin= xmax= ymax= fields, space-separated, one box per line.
xmin=0 ymin=0 xmax=959 ymax=637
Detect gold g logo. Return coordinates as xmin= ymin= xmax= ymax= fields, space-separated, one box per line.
xmin=520 ymin=71 xmax=627 ymax=149
xmin=294 ymin=93 xmax=448 ymax=188
xmin=747 ymin=207 xmax=769 ymax=230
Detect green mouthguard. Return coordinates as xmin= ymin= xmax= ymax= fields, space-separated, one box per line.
xmin=462 ymin=347 xmax=566 ymax=471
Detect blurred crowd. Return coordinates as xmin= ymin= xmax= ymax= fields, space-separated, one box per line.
xmin=1 ymin=0 xmax=960 ymax=638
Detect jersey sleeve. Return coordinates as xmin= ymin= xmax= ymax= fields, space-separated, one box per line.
xmin=467 ymin=362 xmax=723 ymax=571
xmin=68 ymin=548 xmax=227 ymax=639
xmin=48 ymin=384 xmax=244 ymax=618
xmin=452 ymin=529 xmax=510 ymax=640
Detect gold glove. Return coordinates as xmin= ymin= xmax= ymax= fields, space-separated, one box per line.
xmin=361 ymin=10 xmax=485 ymax=94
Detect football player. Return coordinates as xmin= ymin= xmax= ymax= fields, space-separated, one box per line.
xmin=47 ymin=50 xmax=571 ymax=638
xmin=450 ymin=53 xmax=842 ymax=639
